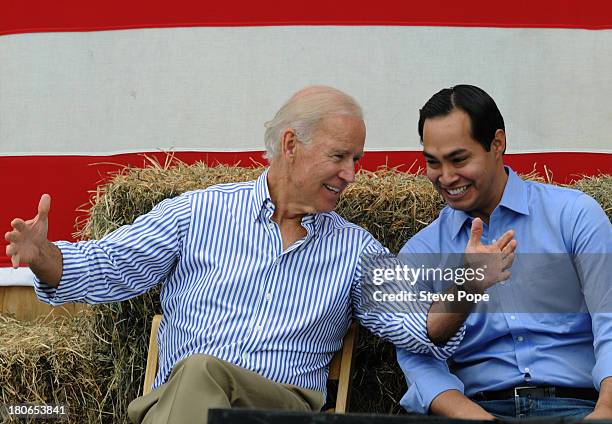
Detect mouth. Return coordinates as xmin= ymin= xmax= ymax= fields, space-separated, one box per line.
xmin=323 ymin=183 xmax=342 ymax=194
xmin=441 ymin=184 xmax=470 ymax=199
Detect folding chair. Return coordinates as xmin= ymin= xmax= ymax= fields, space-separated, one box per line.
xmin=142 ymin=314 xmax=359 ymax=413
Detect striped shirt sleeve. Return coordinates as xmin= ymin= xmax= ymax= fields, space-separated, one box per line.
xmin=351 ymin=236 xmax=465 ymax=360
xmin=34 ymin=193 xmax=192 ymax=305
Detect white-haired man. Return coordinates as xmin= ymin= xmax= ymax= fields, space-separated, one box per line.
xmin=5 ymin=86 xmax=508 ymax=423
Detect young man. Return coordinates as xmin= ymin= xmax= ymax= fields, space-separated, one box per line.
xmin=397 ymin=85 xmax=612 ymax=420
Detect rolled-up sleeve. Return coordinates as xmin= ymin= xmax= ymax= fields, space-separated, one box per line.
xmin=397 ymin=347 xmax=464 ymax=414
xmin=568 ymin=194 xmax=612 ymax=388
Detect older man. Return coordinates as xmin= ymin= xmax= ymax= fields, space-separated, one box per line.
xmin=5 ymin=86 xmax=473 ymax=423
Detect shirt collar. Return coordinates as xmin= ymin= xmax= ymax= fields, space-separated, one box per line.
xmin=498 ymin=166 xmax=530 ymax=216
xmin=449 ymin=166 xmax=530 ymax=240
xmin=301 ymin=214 xmax=320 ymax=237
xmin=250 ymin=168 xmax=322 ymax=235
xmin=251 ymin=168 xmax=272 ymax=222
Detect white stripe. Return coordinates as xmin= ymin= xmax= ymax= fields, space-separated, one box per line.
xmin=1 ymin=26 xmax=611 ymax=156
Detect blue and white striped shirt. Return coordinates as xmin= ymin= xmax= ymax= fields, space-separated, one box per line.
xmin=35 ymin=169 xmax=463 ymax=394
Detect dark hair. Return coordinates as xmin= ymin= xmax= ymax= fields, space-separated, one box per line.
xmin=418 ymin=85 xmax=505 ymax=152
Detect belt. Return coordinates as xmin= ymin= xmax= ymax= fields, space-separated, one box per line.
xmin=471 ymin=386 xmax=598 ymax=401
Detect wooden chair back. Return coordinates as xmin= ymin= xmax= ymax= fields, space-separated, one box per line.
xmin=142 ymin=315 xmax=358 ymax=413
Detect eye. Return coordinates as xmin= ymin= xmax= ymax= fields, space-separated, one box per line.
xmin=453 ymin=157 xmax=468 ymax=164
xmin=426 ymin=159 xmax=439 ymax=167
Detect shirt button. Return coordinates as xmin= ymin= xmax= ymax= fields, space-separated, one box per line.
xmin=255 ymin=325 xmax=263 ymax=332
xmin=242 ymin=353 xmax=249 ymax=360
xmin=510 ymin=315 xmax=517 ymax=320
xmin=524 ymin=367 xmax=530 ymax=373
xmin=517 ymin=336 xmax=524 ymax=342
xmin=265 ymin=293 xmax=272 ymax=301
xmin=267 ymin=222 xmax=274 ymax=229
xmin=492 ymin=238 xmax=497 ymax=243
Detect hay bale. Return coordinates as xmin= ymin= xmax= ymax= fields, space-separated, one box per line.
xmin=573 ymin=174 xmax=612 ymax=221
xmin=0 ymin=312 xmax=114 ymax=423
xmin=337 ymin=168 xmax=444 ymax=254
xmin=76 ymin=162 xmax=263 ymax=240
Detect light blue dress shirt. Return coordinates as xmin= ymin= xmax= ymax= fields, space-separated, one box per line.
xmin=397 ymin=167 xmax=612 ymax=414
xmin=34 ymin=169 xmax=463 ymax=394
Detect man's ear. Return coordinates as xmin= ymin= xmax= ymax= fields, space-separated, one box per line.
xmin=280 ymin=128 xmax=298 ymax=161
xmin=491 ymin=129 xmax=506 ymax=158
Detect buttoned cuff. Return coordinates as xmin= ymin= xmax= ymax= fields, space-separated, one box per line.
xmin=593 ymin=349 xmax=612 ymax=390
xmin=397 ymin=348 xmax=464 ymax=414
xmin=33 ymin=241 xmax=91 ymax=306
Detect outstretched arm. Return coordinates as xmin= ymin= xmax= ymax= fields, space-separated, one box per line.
xmin=5 ymin=194 xmax=63 ymax=287
xmin=427 ymin=217 xmax=516 ymax=344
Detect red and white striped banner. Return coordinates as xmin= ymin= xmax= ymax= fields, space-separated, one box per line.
xmin=2 ymin=0 xmax=611 ymax=279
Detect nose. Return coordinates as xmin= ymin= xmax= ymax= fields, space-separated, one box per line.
xmin=339 ymin=162 xmax=356 ymax=184
xmin=438 ymin=165 xmax=459 ymax=187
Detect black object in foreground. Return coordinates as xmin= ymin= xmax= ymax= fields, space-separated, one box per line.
xmin=208 ymin=408 xmax=604 ymax=423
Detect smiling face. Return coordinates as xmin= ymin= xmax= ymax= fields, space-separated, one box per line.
xmin=287 ymin=114 xmax=365 ymax=214
xmin=422 ymin=108 xmax=507 ymax=221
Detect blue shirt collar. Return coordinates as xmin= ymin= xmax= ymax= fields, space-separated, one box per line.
xmin=498 ymin=167 xmax=530 ymax=216
xmin=449 ymin=166 xmax=530 ymax=240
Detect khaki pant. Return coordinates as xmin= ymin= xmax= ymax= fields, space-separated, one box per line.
xmin=128 ymin=354 xmax=325 ymax=424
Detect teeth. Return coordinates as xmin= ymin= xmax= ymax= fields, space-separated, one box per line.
xmin=324 ymin=184 xmax=340 ymax=193
xmin=447 ymin=185 xmax=468 ymax=195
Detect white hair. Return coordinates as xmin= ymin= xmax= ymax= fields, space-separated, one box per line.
xmin=263 ymin=86 xmax=363 ymax=160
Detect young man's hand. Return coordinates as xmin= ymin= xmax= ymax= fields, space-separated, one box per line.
xmin=463 ymin=217 xmax=517 ymax=293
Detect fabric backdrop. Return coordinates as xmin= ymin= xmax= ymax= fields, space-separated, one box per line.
xmin=1 ymin=0 xmax=611 ymax=282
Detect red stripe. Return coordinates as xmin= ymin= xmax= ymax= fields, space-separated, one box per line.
xmin=1 ymin=151 xmax=610 ymax=268
xmin=2 ymin=0 xmax=612 ymax=36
